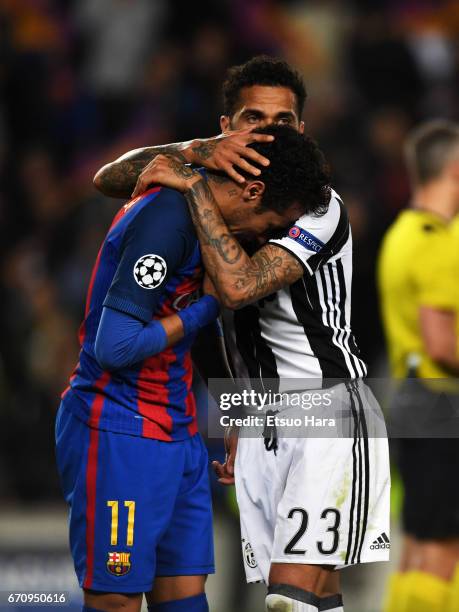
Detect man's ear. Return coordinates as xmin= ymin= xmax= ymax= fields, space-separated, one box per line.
xmin=242 ymin=180 xmax=265 ymax=203
xmin=299 ymin=120 xmax=305 ymax=135
xmin=220 ymin=115 xmax=230 ymax=133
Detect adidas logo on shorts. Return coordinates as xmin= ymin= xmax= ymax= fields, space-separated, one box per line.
xmin=370 ymin=532 xmax=390 ymax=550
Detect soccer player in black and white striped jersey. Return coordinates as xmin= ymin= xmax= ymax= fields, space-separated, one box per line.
xmin=94 ymin=56 xmax=390 ymax=612
xmin=224 ymin=183 xmax=367 ymax=384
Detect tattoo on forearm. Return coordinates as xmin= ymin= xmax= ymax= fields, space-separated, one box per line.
xmin=96 ymin=145 xmax=188 ymax=197
xmin=97 ymin=153 xmax=151 ymax=197
xmin=234 ymin=250 xmax=283 ymax=291
xmin=186 ymin=179 xmax=243 ymax=265
xmin=231 ymin=246 xmax=302 ymax=302
xmin=192 ymin=141 xmax=217 ymax=161
xmin=210 ymin=229 xmax=242 ymax=264
xmin=167 ymin=156 xmax=196 ymax=179
xmin=185 ymin=178 xmax=303 ymax=306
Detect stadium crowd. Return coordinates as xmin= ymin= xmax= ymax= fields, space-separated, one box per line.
xmin=0 ymin=0 xmax=458 ymax=504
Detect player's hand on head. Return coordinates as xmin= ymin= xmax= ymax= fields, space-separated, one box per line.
xmin=190 ymin=128 xmax=273 ymax=184
xmin=131 ymin=154 xmax=200 ymax=197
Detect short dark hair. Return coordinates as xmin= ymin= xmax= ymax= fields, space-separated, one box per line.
xmin=222 ymin=55 xmax=307 ymax=118
xmin=242 ymin=125 xmax=330 ymax=217
xmin=405 ymin=119 xmax=459 ymax=186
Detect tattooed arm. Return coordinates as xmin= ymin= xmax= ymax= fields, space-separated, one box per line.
xmin=184 ymin=178 xmax=304 ymax=309
xmin=93 ymin=129 xmax=272 ymax=199
xmin=93 ymin=143 xmax=192 ymax=198
xmin=123 ymin=153 xmax=304 ymax=308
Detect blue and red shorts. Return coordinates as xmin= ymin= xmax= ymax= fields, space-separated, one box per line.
xmin=55 ymin=403 xmax=214 ymax=593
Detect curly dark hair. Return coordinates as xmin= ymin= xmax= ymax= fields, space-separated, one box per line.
xmin=222 ymin=55 xmax=307 ymax=117
xmin=241 ymin=125 xmax=330 ymax=217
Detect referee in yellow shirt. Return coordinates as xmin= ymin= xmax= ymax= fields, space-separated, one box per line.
xmin=378 ymin=120 xmax=459 ymax=612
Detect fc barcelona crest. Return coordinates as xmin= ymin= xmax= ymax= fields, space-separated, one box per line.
xmin=107 ymin=551 xmax=131 ymax=576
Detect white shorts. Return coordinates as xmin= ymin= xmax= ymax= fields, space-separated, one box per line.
xmin=234 ymin=382 xmax=391 ymax=584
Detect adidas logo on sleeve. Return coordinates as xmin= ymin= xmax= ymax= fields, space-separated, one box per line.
xmin=370 ymin=532 xmax=390 ymax=550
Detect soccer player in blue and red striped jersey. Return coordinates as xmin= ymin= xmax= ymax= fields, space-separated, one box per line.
xmin=56 ymin=184 xmax=220 ymax=612
xmin=62 ymin=183 xmax=208 ymax=442
xmin=56 ymin=126 xmax=312 ymax=612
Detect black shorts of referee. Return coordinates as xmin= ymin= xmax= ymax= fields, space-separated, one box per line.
xmin=389 ymin=378 xmax=459 ymax=540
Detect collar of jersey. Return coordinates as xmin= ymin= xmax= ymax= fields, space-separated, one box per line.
xmin=408 ymin=208 xmax=449 ymax=227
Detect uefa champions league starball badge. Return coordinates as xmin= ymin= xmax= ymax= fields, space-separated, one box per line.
xmin=133 ymin=254 xmax=167 ymax=289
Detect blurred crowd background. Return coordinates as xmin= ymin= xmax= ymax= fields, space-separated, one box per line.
xmin=0 ymin=0 xmax=458 ymax=609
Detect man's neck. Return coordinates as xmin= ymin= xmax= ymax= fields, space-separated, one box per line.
xmin=412 ymin=182 xmax=457 ymax=222
xmin=206 ymin=172 xmax=243 ymax=217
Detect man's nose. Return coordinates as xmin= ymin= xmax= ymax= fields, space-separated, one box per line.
xmin=256 ymin=118 xmax=274 ymax=129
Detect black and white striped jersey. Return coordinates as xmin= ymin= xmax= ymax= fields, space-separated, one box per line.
xmin=224 ymin=189 xmax=367 ymax=385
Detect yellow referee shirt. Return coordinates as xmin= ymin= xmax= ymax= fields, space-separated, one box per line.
xmin=378 ymin=209 xmax=459 ymax=379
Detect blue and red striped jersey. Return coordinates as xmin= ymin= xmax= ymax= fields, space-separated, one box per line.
xmin=62 ymin=187 xmax=203 ymax=441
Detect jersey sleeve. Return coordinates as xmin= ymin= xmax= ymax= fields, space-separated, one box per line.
xmin=104 ymin=189 xmax=195 ymax=323
xmin=414 ymin=229 xmax=459 ymax=311
xmin=268 ymin=191 xmax=345 ymax=274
